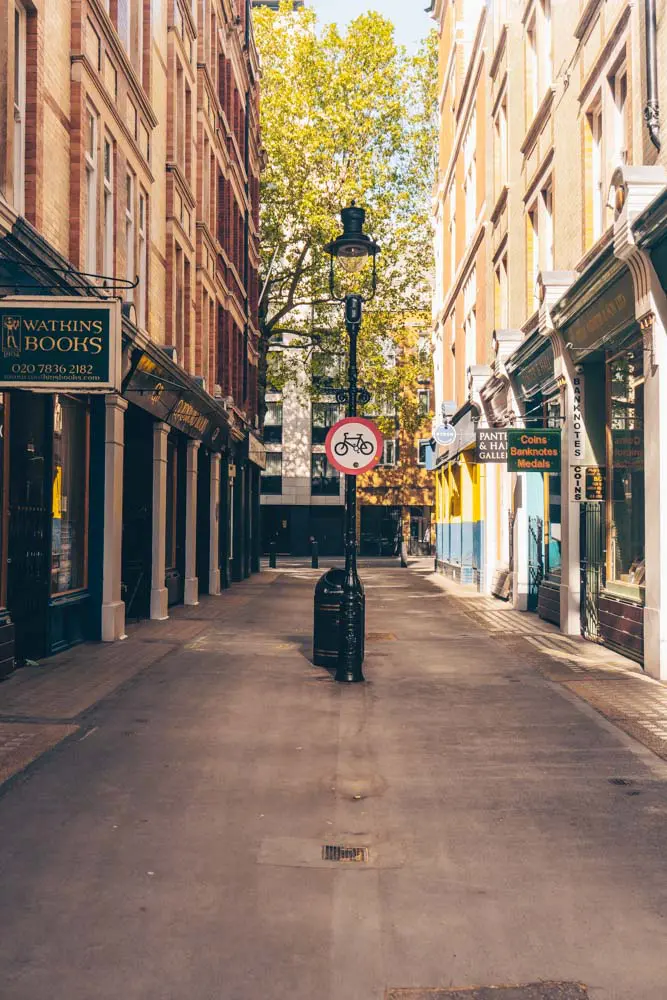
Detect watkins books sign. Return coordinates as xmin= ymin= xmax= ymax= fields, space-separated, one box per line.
xmin=0 ymin=297 xmax=121 ymax=391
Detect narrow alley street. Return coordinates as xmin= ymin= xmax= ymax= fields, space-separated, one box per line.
xmin=0 ymin=563 xmax=666 ymax=1000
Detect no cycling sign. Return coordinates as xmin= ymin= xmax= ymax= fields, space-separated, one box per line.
xmin=325 ymin=417 xmax=384 ymax=475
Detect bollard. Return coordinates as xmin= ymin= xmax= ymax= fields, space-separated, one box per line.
xmin=311 ymin=540 xmax=319 ymax=569
xmin=269 ymin=542 xmax=277 ymax=568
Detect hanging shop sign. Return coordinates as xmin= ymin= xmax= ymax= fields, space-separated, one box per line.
xmin=565 ymin=269 xmax=635 ymax=356
xmin=476 ymin=428 xmax=508 ymax=463
xmin=585 ymin=466 xmax=606 ymax=500
xmin=507 ymin=429 xmax=561 ymax=472
xmin=433 ymin=422 xmax=457 ymax=446
xmin=123 ymin=348 xmax=227 ymax=451
xmin=325 ymin=416 xmax=383 ymax=475
xmin=510 ymin=340 xmax=555 ymax=400
xmin=570 ymin=375 xmax=585 ymax=464
xmin=0 ymin=297 xmax=121 ymax=391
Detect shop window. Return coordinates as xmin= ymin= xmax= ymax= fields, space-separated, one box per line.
xmin=165 ymin=437 xmax=178 ymax=570
xmin=13 ymin=2 xmax=27 ymax=215
xmin=261 ymin=452 xmax=282 ymax=495
xmin=311 ymin=454 xmax=339 ymax=497
xmin=51 ymin=397 xmax=89 ymax=595
xmin=312 ymin=402 xmax=343 ymax=445
xmin=0 ymin=395 xmax=6 ymax=605
xmin=607 ymin=344 xmax=644 ymax=599
xmin=449 ymin=463 xmax=462 ymax=518
xmin=264 ymin=401 xmax=283 ymax=444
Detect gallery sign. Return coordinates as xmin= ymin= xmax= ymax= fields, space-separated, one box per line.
xmin=507 ymin=429 xmax=561 ymax=472
xmin=476 ymin=428 xmax=508 ymax=463
xmin=0 ymin=297 xmax=121 ymax=391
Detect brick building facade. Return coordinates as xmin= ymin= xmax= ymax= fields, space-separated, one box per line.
xmin=0 ymin=0 xmax=263 ymax=673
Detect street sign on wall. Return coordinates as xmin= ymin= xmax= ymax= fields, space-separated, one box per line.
xmin=507 ymin=429 xmax=561 ymax=472
xmin=0 ymin=297 xmax=121 ymax=391
xmin=433 ymin=422 xmax=457 ymax=446
xmin=325 ymin=416 xmax=383 ymax=475
xmin=476 ymin=428 xmax=508 ymax=463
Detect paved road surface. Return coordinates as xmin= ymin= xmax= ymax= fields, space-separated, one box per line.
xmin=0 ymin=564 xmax=665 ymax=1000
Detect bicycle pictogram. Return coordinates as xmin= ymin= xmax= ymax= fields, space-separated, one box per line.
xmin=333 ymin=432 xmax=375 ymax=458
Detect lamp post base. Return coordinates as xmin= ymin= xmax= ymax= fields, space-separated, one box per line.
xmin=335 ymin=581 xmax=365 ymax=683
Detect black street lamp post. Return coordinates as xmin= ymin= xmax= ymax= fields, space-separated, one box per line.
xmin=324 ymin=203 xmax=380 ymax=683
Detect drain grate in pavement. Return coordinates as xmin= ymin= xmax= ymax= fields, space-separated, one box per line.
xmin=322 ymin=845 xmax=368 ymax=863
xmin=386 ymin=984 xmax=589 ymax=999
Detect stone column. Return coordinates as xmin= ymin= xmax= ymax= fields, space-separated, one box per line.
xmin=512 ymin=473 xmax=530 ymax=611
xmin=150 ymin=422 xmax=169 ymax=620
xmin=184 ymin=439 xmax=200 ymax=605
xmin=613 ymin=166 xmax=667 ymax=678
xmin=101 ymin=395 xmax=128 ymax=641
xmin=208 ymin=452 xmax=221 ymax=595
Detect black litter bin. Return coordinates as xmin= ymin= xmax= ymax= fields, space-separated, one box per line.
xmin=313 ymin=568 xmax=346 ymax=667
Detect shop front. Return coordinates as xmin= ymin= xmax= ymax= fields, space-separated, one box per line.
xmin=552 ymin=259 xmax=644 ymax=661
xmin=504 ymin=333 xmax=562 ymax=618
xmin=0 ymin=295 xmax=121 ymax=668
xmin=121 ymin=337 xmax=231 ymax=619
xmin=434 ymin=403 xmax=484 ymax=587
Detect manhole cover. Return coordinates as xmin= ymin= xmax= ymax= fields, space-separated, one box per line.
xmin=386 ymin=985 xmax=589 ymax=1000
xmin=322 ymin=845 xmax=368 ymax=863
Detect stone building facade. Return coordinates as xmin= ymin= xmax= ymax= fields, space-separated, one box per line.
xmin=430 ymin=0 xmax=667 ymax=678
xmin=0 ymin=0 xmax=263 ymax=674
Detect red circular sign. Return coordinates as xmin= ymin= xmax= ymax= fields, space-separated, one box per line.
xmin=325 ymin=417 xmax=383 ymax=475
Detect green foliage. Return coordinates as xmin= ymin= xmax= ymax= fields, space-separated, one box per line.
xmin=253 ymin=1 xmax=438 ymax=430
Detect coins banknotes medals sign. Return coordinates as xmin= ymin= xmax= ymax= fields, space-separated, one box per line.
xmin=325 ymin=417 xmax=383 ymax=475
xmin=507 ymin=429 xmax=561 ymax=472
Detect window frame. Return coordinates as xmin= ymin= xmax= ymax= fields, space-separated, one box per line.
xmin=125 ymin=170 xmax=135 ymax=304
xmin=417 ymin=439 xmax=431 ymax=467
xmin=13 ymin=1 xmax=27 ymax=216
xmin=103 ymin=135 xmax=114 ymax=282
xmin=377 ymin=438 xmax=398 ymax=468
xmin=138 ymin=186 xmax=148 ymax=327
xmin=311 ymin=453 xmax=340 ymax=496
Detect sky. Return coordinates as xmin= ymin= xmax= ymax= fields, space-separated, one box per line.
xmin=307 ymin=0 xmax=433 ymax=53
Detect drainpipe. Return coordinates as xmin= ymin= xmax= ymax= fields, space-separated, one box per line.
xmin=644 ymin=0 xmax=661 ymax=150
